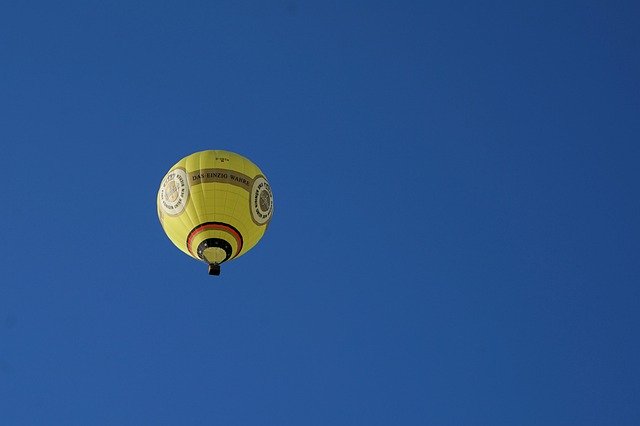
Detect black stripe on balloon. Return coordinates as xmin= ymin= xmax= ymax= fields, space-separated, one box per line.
xmin=186 ymin=221 xmax=244 ymax=259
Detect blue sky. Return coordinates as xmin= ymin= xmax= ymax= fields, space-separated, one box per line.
xmin=1 ymin=1 xmax=639 ymax=424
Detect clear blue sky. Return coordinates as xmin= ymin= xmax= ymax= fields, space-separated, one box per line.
xmin=1 ymin=1 xmax=639 ymax=424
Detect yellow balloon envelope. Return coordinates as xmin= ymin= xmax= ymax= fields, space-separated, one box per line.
xmin=157 ymin=150 xmax=273 ymax=275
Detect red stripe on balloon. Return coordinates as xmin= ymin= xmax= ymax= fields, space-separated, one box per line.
xmin=187 ymin=222 xmax=243 ymax=259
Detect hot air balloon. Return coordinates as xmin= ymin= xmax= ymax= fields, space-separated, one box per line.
xmin=157 ymin=150 xmax=273 ymax=275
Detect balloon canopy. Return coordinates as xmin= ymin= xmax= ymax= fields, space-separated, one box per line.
xmin=157 ymin=150 xmax=273 ymax=275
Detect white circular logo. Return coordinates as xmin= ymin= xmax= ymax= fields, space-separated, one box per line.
xmin=160 ymin=168 xmax=189 ymax=216
xmin=250 ymin=176 xmax=273 ymax=225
